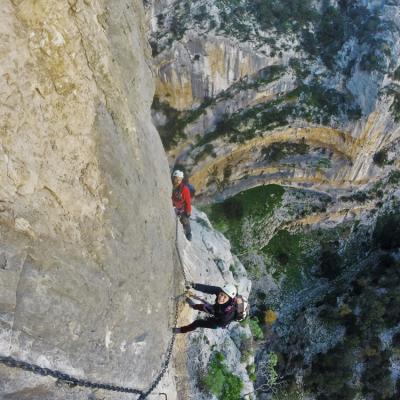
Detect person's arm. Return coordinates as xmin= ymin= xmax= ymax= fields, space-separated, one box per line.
xmin=182 ymin=186 xmax=192 ymax=215
xmin=192 ymin=283 xmax=221 ymax=296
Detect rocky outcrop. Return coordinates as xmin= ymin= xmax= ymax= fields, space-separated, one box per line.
xmin=174 ymin=209 xmax=253 ymax=400
xmin=0 ymin=0 xmax=178 ymax=397
xmin=153 ymin=31 xmax=272 ymax=110
xmin=151 ymin=0 xmax=400 ymax=203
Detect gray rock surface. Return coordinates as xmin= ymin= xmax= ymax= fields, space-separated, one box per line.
xmin=173 ymin=208 xmax=254 ymax=400
xmin=0 ymin=0 xmax=179 ymax=397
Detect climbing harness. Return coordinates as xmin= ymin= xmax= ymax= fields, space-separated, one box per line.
xmin=0 ymin=217 xmax=189 ymax=399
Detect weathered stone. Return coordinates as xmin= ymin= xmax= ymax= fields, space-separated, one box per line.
xmin=0 ymin=0 xmax=178 ymax=397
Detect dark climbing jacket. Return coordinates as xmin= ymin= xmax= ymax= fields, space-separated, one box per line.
xmin=192 ymin=283 xmax=236 ymax=327
xmin=172 ymin=182 xmax=192 ymax=215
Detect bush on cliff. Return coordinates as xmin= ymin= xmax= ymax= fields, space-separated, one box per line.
xmin=202 ymin=352 xmax=243 ymax=400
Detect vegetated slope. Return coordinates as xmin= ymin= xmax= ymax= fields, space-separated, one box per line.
xmin=203 ymin=171 xmax=400 ymax=399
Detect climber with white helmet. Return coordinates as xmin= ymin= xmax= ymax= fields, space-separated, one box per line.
xmin=173 ymin=282 xmax=238 ymax=333
xmin=171 ymin=169 xmax=192 ymax=241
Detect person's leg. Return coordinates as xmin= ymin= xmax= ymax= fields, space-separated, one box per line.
xmin=191 ymin=303 xmax=206 ymax=311
xmin=175 ymin=318 xmax=219 ymax=333
xmin=187 ymin=301 xmax=214 ymax=314
xmin=179 ymin=214 xmax=192 ymax=241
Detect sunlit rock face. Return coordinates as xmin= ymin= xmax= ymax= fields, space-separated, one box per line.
xmin=0 ymin=0 xmax=178 ymax=397
xmin=154 ymin=31 xmax=271 ymax=110
xmin=151 ymin=0 xmax=400 ymax=202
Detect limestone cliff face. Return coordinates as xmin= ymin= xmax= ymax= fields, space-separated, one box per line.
xmin=151 ymin=0 xmax=400 ymax=202
xmin=154 ymin=31 xmax=272 ymax=111
xmin=0 ymin=0 xmax=178 ymax=397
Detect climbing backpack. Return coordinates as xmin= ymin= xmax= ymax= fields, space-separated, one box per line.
xmin=234 ymin=295 xmax=249 ymax=322
xmin=186 ymin=183 xmax=196 ymax=198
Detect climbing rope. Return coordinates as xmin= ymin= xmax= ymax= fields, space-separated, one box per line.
xmin=174 ymin=214 xmax=190 ymax=286
xmin=0 ymin=216 xmax=189 ymax=398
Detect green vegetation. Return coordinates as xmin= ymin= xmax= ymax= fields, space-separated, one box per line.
xmin=304 ymin=252 xmax=400 ymax=399
xmin=266 ymin=351 xmax=279 ymax=387
xmin=152 ymin=96 xmax=214 ymax=150
xmin=271 ymin=212 xmax=400 ymax=400
xmin=206 ymin=186 xmax=343 ymax=292
xmin=340 ymin=190 xmax=370 ymax=204
xmin=246 ymin=363 xmax=257 ymax=381
xmin=304 ymin=342 xmax=358 ymax=400
xmin=317 ymin=158 xmax=331 ymax=169
xmin=271 ymin=384 xmax=306 ymax=400
xmin=152 ymin=96 xmax=183 ymax=150
xmin=251 ymin=0 xmax=316 ymax=33
xmin=394 ymin=66 xmax=400 ymax=81
xmin=193 ymin=83 xmax=360 ymax=147
xmin=262 ymin=141 xmax=309 ymax=163
xmin=249 ymin=1 xmax=396 ymax=75
xmin=373 ymin=213 xmax=400 ymax=250
xmin=248 ymin=318 xmax=264 ymax=341
xmin=261 ymin=229 xmax=315 ymax=292
xmin=262 ymin=222 xmax=359 ymax=293
xmin=373 ymin=149 xmax=389 ymax=166
xmin=202 ymin=352 xmax=243 ymax=400
xmin=390 ymin=92 xmax=400 ymax=122
xmin=388 ymin=170 xmax=400 ymax=184
xmin=228 ymin=65 xmax=287 ymax=92
xmin=204 ymin=184 xmax=284 ymax=251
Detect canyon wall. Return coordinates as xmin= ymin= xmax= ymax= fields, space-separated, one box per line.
xmin=0 ymin=0 xmax=178 ymax=397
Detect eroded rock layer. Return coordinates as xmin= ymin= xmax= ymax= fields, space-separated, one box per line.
xmin=151 ymin=0 xmax=400 ymax=202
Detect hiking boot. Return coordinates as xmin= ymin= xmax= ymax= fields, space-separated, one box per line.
xmin=185 ymin=232 xmax=192 ymax=241
xmin=172 ymin=327 xmax=182 ymax=334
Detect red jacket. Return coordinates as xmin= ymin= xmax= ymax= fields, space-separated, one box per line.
xmin=172 ymin=182 xmax=192 ymax=215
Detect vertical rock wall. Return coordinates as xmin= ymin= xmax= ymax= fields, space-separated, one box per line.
xmin=0 ymin=0 xmax=177 ymax=396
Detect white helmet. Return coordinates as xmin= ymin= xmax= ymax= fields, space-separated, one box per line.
xmin=172 ymin=170 xmax=184 ymax=178
xmin=222 ymin=283 xmax=237 ymax=298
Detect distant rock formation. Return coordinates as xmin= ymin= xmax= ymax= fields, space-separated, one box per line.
xmin=151 ymin=0 xmax=400 ymax=202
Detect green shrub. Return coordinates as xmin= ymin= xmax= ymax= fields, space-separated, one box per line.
xmin=249 ymin=318 xmax=264 ymax=340
xmin=251 ymin=0 xmax=316 ymax=33
xmin=373 ymin=213 xmax=400 ymax=250
xmin=394 ymin=66 xmax=400 ymax=81
xmin=373 ymin=150 xmax=388 ymax=166
xmin=316 ymin=6 xmax=346 ymax=68
xmin=304 ymin=343 xmax=354 ymax=397
xmin=152 ymin=96 xmax=184 ymax=150
xmin=390 ymin=93 xmax=400 ymax=122
xmin=262 ymin=141 xmax=309 ymax=163
xmin=388 ymin=170 xmax=400 ymax=184
xmin=317 ymin=249 xmax=342 ymax=279
xmin=202 ymin=352 xmax=243 ymax=400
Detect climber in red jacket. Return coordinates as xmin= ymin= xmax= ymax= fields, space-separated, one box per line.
xmin=171 ymin=169 xmax=192 ymax=241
